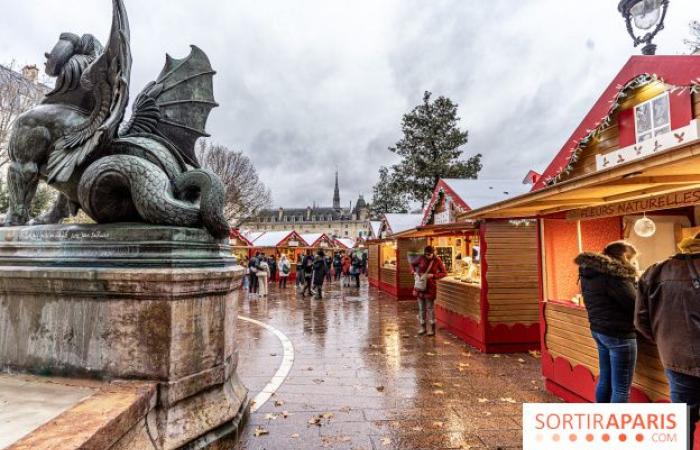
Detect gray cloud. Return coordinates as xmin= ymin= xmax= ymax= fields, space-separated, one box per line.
xmin=1 ymin=0 xmax=698 ymax=207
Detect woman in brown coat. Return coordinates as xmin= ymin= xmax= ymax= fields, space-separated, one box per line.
xmin=411 ymin=246 xmax=447 ymax=336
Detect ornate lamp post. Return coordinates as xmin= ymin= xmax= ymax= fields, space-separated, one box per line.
xmin=618 ymin=0 xmax=670 ymax=55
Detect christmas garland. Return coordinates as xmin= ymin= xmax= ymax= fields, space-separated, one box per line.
xmin=544 ymin=74 xmax=700 ymax=186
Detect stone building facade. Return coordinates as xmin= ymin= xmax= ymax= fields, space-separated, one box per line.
xmin=243 ymin=172 xmax=372 ymax=238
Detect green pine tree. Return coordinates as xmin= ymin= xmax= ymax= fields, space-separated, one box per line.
xmin=371 ymin=166 xmax=410 ymax=215
xmin=381 ymin=91 xmax=482 ymax=208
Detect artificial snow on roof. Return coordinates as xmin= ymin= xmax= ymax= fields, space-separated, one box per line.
xmin=335 ymin=238 xmax=356 ymax=249
xmin=384 ymin=214 xmax=424 ymax=235
xmin=252 ymin=231 xmax=305 ymax=247
xmin=300 ymin=233 xmax=326 ymax=246
xmin=442 ymin=179 xmax=531 ymax=210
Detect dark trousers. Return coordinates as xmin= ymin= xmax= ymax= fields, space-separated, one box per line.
xmin=352 ymin=273 xmax=360 ymax=288
xmin=592 ymin=331 xmax=637 ymax=403
xmin=248 ymin=272 xmax=258 ymax=293
xmin=302 ymin=277 xmax=312 ymax=296
xmin=666 ymin=369 xmax=700 ymax=450
xmin=334 ymin=268 xmax=341 ymax=280
xmin=314 ymin=284 xmax=323 ymax=299
xmin=279 ymin=276 xmax=288 ymax=288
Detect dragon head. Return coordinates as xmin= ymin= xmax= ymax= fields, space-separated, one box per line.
xmin=45 ymin=33 xmax=103 ymax=95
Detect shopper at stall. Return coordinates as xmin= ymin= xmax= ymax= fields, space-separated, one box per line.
xmin=256 ymin=256 xmax=270 ymax=297
xmin=574 ymin=241 xmax=639 ymax=403
xmin=333 ymin=253 xmax=343 ymax=281
xmin=278 ymin=254 xmax=291 ymax=289
xmin=636 ymin=232 xmax=700 ymax=448
xmin=268 ymin=255 xmax=277 ymax=283
xmin=361 ymin=252 xmax=368 ymax=276
xmin=325 ymin=254 xmax=333 ymax=283
xmin=301 ymin=249 xmax=315 ymax=297
xmin=341 ymin=252 xmax=352 ymax=287
xmin=351 ymin=254 xmax=362 ymax=288
xmin=312 ymin=249 xmax=328 ymax=299
xmin=411 ymin=246 xmax=447 ymax=336
xmin=248 ymin=253 xmax=260 ymax=295
xmin=296 ymin=256 xmax=305 ymax=288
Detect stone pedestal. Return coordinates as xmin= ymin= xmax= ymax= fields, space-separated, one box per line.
xmin=0 ymin=224 xmax=248 ymax=449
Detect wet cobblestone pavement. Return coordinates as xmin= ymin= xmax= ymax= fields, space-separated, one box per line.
xmin=236 ymin=280 xmax=559 ymax=450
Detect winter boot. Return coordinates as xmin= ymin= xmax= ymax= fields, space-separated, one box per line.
xmin=417 ymin=324 xmax=427 ymax=336
xmin=427 ymin=323 xmax=436 ymax=337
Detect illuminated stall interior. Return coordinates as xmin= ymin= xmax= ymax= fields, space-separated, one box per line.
xmin=463 ymin=55 xmax=700 ymax=404
xmin=229 ymin=229 xmax=253 ymax=263
xmin=373 ymin=214 xmax=425 ymax=299
xmin=249 ymin=231 xmax=309 ymax=280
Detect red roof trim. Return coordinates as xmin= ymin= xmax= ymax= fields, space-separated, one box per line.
xmin=421 ymin=179 xmax=472 ymax=225
xmin=229 ymin=229 xmax=254 ymax=246
xmin=534 ymin=55 xmax=700 ymax=191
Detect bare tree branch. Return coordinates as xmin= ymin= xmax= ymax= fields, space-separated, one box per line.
xmin=196 ymin=140 xmax=272 ymax=227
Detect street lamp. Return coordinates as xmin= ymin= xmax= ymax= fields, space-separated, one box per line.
xmin=618 ymin=0 xmax=670 ymax=55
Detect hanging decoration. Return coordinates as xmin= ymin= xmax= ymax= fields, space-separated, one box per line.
xmin=634 ymin=213 xmax=657 ymax=238
xmin=545 ymin=74 xmax=700 ymax=186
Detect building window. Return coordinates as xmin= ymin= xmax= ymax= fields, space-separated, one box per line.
xmin=634 ymin=93 xmax=670 ymax=143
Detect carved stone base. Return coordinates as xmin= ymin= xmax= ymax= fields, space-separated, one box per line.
xmin=0 ymin=224 xmax=248 ymax=449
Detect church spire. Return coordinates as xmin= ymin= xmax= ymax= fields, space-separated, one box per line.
xmin=333 ymin=170 xmax=341 ymax=210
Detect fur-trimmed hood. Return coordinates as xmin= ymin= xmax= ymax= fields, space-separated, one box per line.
xmin=574 ymin=252 xmax=638 ymax=280
xmin=679 ymin=237 xmax=700 ymax=255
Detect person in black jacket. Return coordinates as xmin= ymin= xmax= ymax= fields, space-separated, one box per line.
xmin=312 ymin=249 xmax=328 ymax=299
xmin=575 ymin=241 xmax=639 ymax=403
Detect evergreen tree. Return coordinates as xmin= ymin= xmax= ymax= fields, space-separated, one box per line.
xmin=371 ymin=166 xmax=410 ymax=214
xmin=383 ymin=91 xmax=482 ymax=208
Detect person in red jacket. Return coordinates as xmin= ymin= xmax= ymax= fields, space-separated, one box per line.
xmin=411 ymin=246 xmax=447 ymax=336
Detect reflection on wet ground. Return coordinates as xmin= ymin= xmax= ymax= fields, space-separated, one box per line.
xmin=236 ymin=281 xmax=558 ymax=449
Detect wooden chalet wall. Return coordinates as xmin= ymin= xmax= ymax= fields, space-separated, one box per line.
xmin=368 ymin=243 xmax=379 ymax=282
xmin=483 ymin=221 xmax=539 ymax=325
xmin=436 ymin=280 xmax=480 ymax=320
xmin=545 ymin=302 xmax=669 ymax=402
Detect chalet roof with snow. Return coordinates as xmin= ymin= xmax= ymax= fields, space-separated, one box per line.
xmin=533 ymin=55 xmax=700 ymax=191
xmin=251 ymin=231 xmax=308 ymax=248
xmin=422 ymin=178 xmax=530 ymax=225
xmin=380 ymin=213 xmax=424 ymax=237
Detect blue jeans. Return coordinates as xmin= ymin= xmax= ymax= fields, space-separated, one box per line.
xmin=665 ymin=369 xmax=700 ymax=450
xmin=592 ymin=331 xmax=637 ymax=403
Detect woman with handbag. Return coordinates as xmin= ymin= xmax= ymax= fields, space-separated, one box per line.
xmin=411 ymin=246 xmax=447 ymax=336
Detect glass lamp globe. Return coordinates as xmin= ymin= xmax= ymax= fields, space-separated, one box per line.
xmin=634 ymin=216 xmax=657 ymax=238
xmin=630 ymin=0 xmax=663 ymax=30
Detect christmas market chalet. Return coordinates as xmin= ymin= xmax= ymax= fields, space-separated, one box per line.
xmin=462 ymin=55 xmax=700 ymax=407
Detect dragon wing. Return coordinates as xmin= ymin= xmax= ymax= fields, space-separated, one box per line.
xmin=120 ymin=45 xmax=218 ymax=167
xmin=48 ymin=0 xmax=132 ymax=183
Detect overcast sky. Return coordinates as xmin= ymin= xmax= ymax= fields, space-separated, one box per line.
xmin=1 ymin=1 xmax=699 ymax=208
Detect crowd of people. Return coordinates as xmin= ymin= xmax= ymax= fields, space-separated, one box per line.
xmin=574 ymin=233 xmax=700 ymax=448
xmin=241 ymin=249 xmax=367 ymax=300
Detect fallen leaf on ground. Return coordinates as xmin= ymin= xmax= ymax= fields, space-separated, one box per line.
xmin=478 ymin=398 xmax=489 ymax=403
xmin=339 ymin=406 xmax=352 ymax=413
xmin=431 ymin=382 xmax=444 ymax=388
xmin=501 ymin=397 xmax=517 ymax=403
xmin=433 ymin=390 xmax=445 ymax=395
xmin=308 ymin=416 xmax=322 ymax=426
xmin=274 ymin=400 xmax=285 ymax=407
xmin=270 ymin=353 xmax=278 ymax=357
xmin=291 ymin=433 xmax=300 ymax=438
xmin=432 ymin=421 xmax=444 ymax=428
xmin=264 ymin=413 xmax=277 ymax=420
xmin=517 ymin=358 xmax=526 ymax=363
xmin=425 ymin=352 xmax=437 ymax=356
xmin=312 ymin=379 xmax=325 ymax=384
xmin=321 ymin=412 xmax=335 ymax=420
xmin=376 ymin=385 xmax=385 ymax=392
xmin=282 ymin=411 xmax=290 ymax=418
xmin=254 ymin=426 xmax=269 ymax=437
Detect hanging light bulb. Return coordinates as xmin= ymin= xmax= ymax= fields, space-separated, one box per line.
xmin=634 ymin=213 xmax=657 ymax=238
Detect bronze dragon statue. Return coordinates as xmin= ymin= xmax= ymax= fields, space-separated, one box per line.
xmin=5 ymin=0 xmax=230 ymax=239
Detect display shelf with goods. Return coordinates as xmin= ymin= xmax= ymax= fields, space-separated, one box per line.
xmin=229 ymin=229 xmax=253 ymax=263
xmin=462 ymin=55 xmax=700 ymax=446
